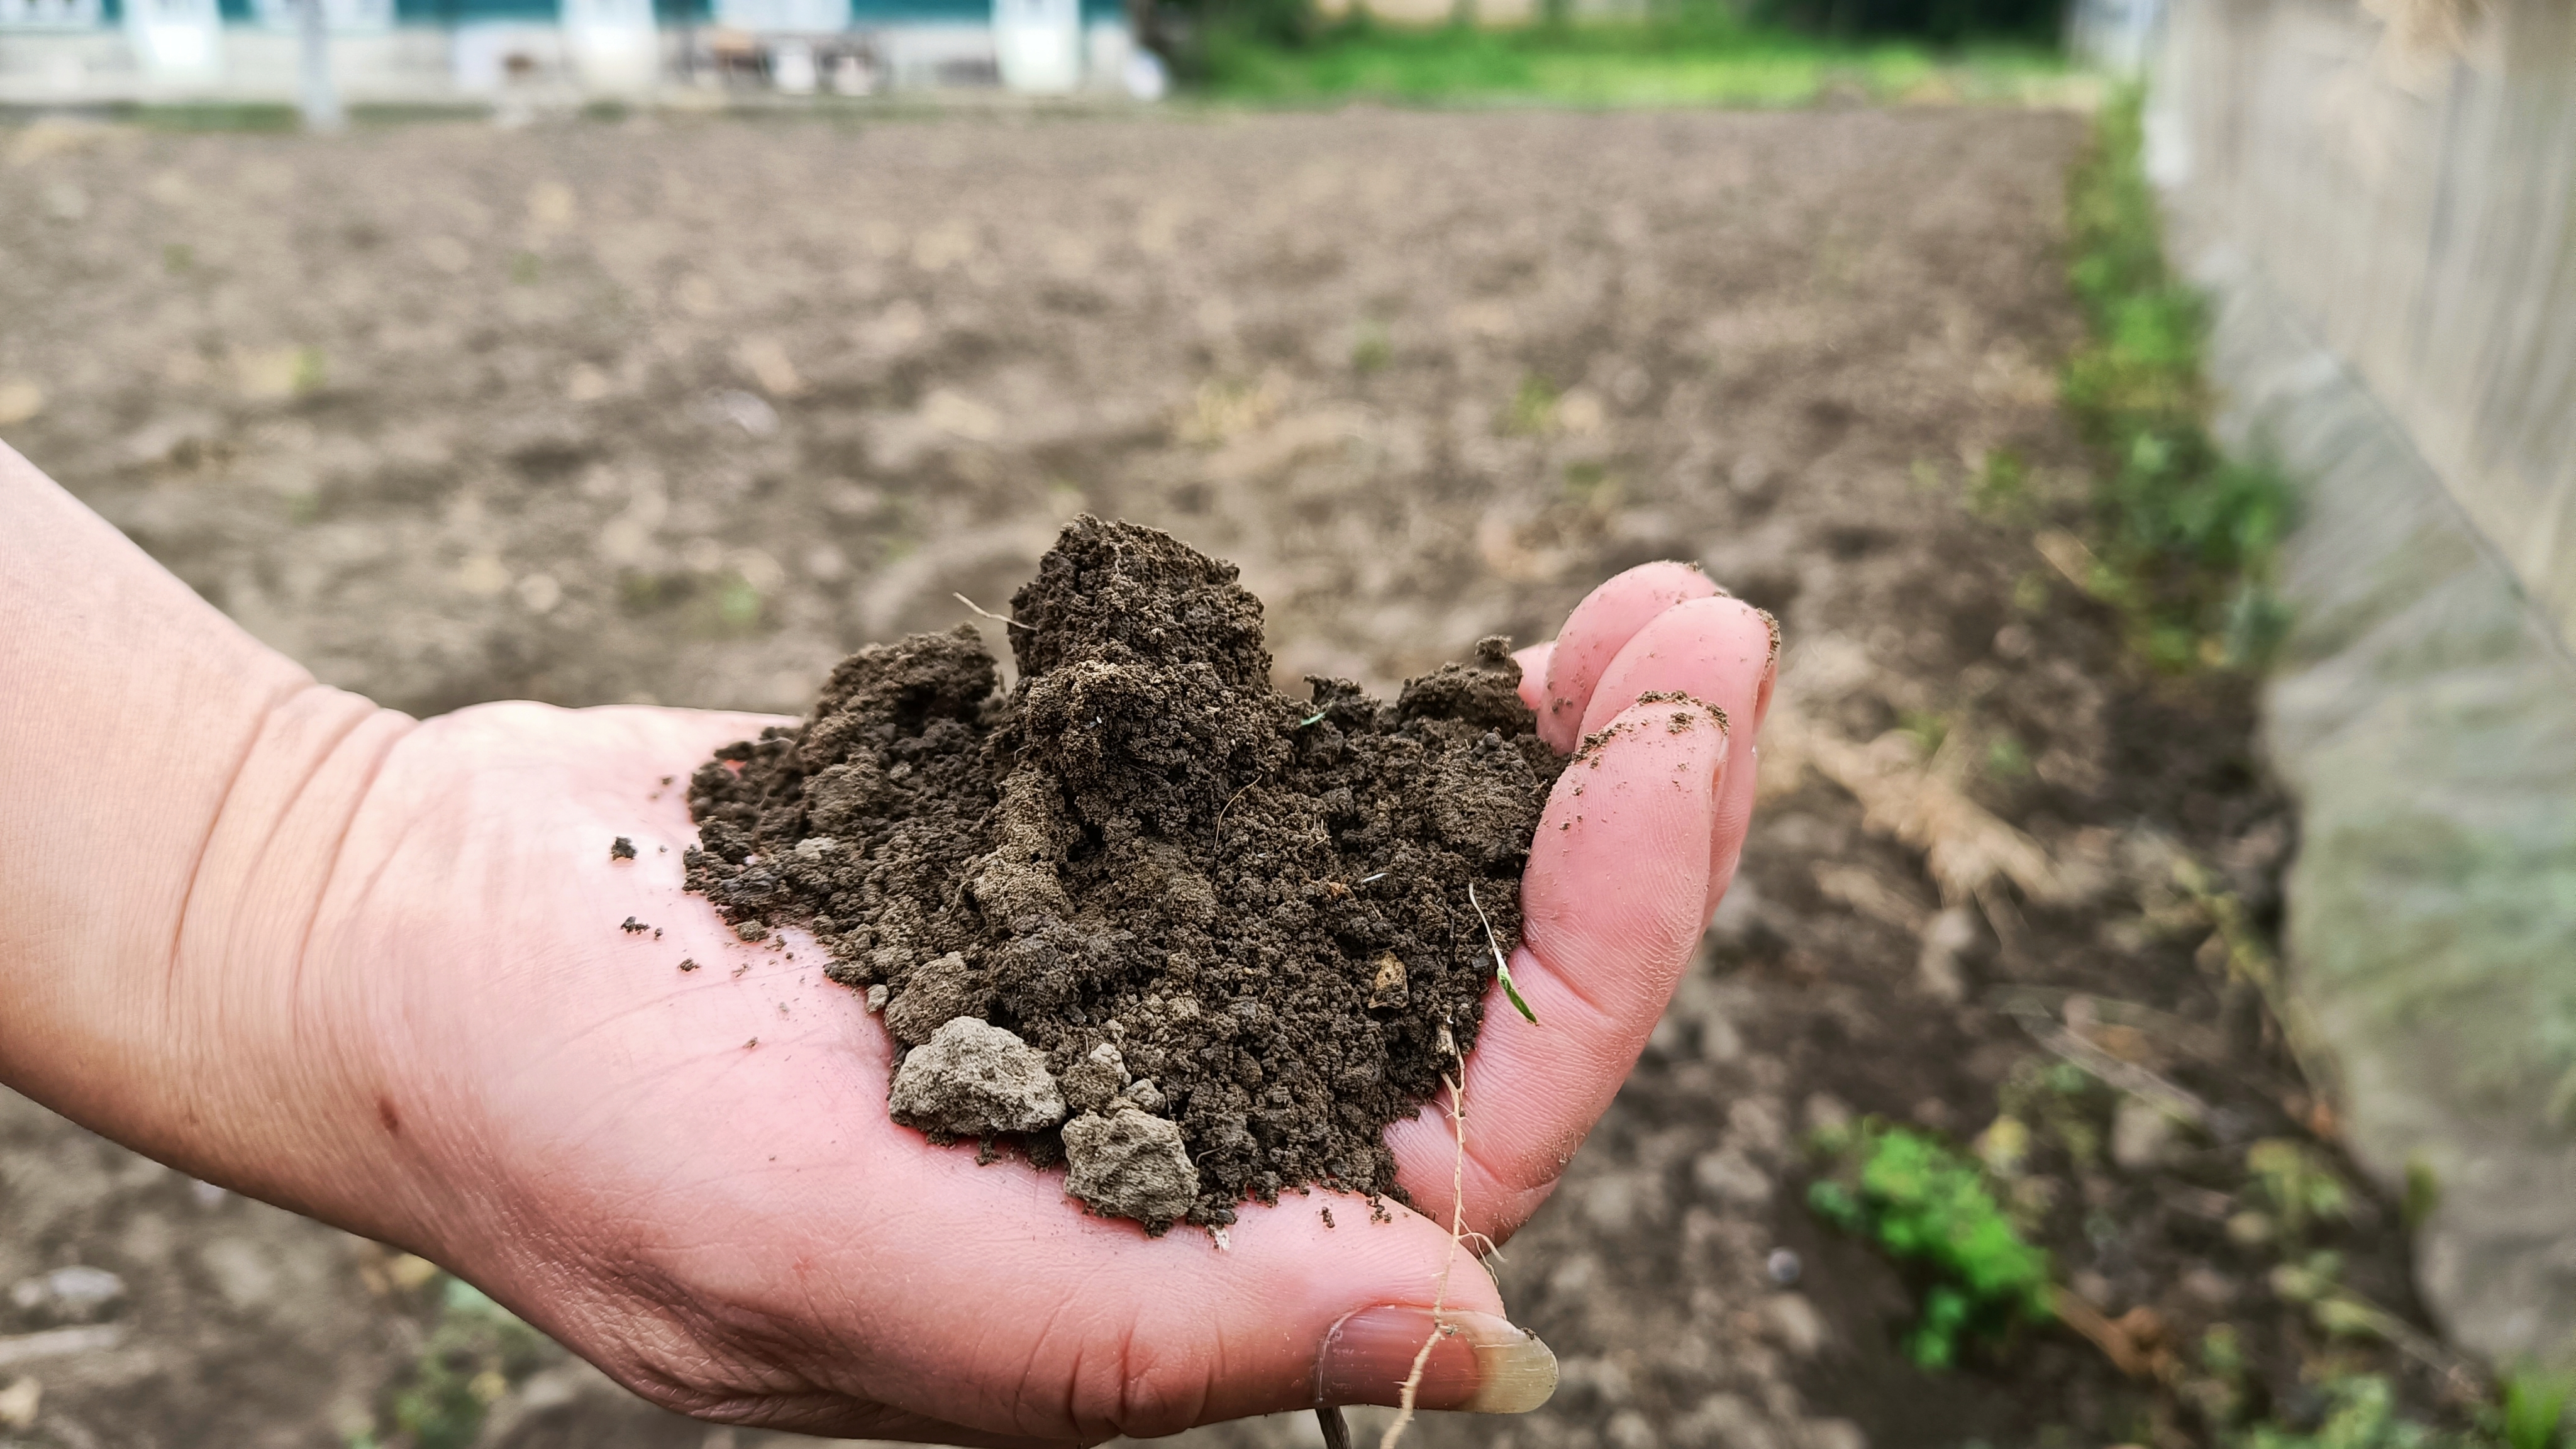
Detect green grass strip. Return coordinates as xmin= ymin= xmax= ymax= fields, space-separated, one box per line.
xmin=2062 ymin=86 xmax=2295 ymax=672
xmin=1198 ymin=18 xmax=2064 ymax=108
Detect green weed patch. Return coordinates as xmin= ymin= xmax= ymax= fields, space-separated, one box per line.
xmin=2062 ymin=87 xmax=2295 ymax=672
xmin=1807 ymin=1120 xmax=2054 ymax=1369
xmin=358 ymin=1276 xmax=548 ymax=1449
xmin=1196 ymin=16 xmax=2064 ymax=108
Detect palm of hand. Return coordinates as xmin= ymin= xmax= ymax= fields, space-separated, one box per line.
xmin=314 ymin=565 xmax=1773 ymax=1444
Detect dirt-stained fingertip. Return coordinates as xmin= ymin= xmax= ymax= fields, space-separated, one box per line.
xmin=1630 ymin=689 xmax=1730 ymax=736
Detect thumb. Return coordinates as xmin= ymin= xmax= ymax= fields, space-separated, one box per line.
xmin=1384 ymin=694 xmax=1733 ymax=1240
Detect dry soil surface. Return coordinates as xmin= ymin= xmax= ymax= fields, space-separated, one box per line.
xmin=0 ymin=104 xmax=2326 ymax=1449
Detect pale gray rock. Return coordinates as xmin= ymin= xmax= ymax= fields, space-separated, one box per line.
xmin=1062 ymin=1108 xmax=1196 ymax=1226
xmin=1059 ymin=1040 xmax=1128 ymax=1115
xmin=882 ymin=951 xmax=996 ymax=1047
xmin=2111 ymin=1096 xmax=2183 ymax=1172
xmin=888 ymin=1018 xmax=1066 ymax=1137
xmin=1914 ymin=907 xmax=1979 ymax=1003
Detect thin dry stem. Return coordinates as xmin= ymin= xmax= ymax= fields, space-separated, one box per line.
xmin=1218 ymin=781 xmax=1255 ymax=823
xmin=1379 ymin=1043 xmax=1472 ymax=1449
xmin=952 ymin=591 xmax=1031 ymax=632
xmin=1763 ymin=706 xmax=2063 ymax=907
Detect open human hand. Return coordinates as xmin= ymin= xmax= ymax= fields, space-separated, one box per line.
xmin=0 ymin=458 xmax=1774 ymax=1446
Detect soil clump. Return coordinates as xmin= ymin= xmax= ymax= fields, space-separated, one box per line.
xmin=684 ymin=518 xmax=1565 ymax=1231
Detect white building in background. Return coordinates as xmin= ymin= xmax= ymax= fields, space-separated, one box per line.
xmin=0 ymin=0 xmax=1147 ymax=102
xmin=2065 ymin=0 xmax=2162 ymax=74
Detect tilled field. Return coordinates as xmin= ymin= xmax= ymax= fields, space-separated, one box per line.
xmin=0 ymin=103 xmax=2392 ymax=1449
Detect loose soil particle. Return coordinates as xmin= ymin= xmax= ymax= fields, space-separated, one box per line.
xmin=685 ymin=518 xmax=1567 ymax=1231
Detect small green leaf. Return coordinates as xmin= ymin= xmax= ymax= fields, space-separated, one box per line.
xmin=2503 ymin=1369 xmax=2572 ymax=1449
xmin=1465 ymin=879 xmax=1537 ymax=1025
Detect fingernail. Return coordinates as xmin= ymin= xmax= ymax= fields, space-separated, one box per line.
xmin=1755 ymin=608 xmax=1781 ymax=728
xmin=1316 ymin=1306 xmax=1557 ymax=1413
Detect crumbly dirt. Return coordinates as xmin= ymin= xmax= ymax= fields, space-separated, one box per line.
xmin=683 ymin=516 xmax=1561 ymax=1229
xmin=0 ymin=104 xmax=2461 ymax=1449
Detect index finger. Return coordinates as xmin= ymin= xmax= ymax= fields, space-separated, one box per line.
xmin=1384 ymin=695 xmax=1741 ymax=1241
xmin=1530 ymin=562 xmax=1723 ymax=753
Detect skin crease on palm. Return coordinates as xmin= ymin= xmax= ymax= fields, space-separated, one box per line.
xmin=0 ymin=446 xmax=1775 ymax=1446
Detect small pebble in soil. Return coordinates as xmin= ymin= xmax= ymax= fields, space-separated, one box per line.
xmin=889 ymin=1017 xmax=1069 ymax=1138
xmin=0 ymin=1377 xmax=38 ymax=1431
xmin=1767 ymin=1248 xmax=1803 ymax=1285
xmin=1062 ymin=1108 xmax=1198 ymax=1223
xmin=9 ymin=1265 xmax=125 ymax=1321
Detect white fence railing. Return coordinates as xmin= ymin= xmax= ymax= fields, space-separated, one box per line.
xmin=2151 ymin=0 xmax=2576 ymax=652
xmin=0 ymin=0 xmax=102 ymax=30
xmin=2066 ymin=0 xmax=2163 ymax=75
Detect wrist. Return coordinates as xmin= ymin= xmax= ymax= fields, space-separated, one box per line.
xmin=161 ymin=686 xmax=441 ymax=1245
xmin=8 ymin=676 xmax=438 ymax=1243
xmin=0 ymin=447 xmax=439 ymax=1250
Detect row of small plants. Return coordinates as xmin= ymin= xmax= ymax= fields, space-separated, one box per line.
xmin=1809 ymin=1100 xmax=2567 ymax=1448
xmin=2059 ymin=87 xmax=2296 ymax=673
xmin=1806 ymin=88 xmax=2560 ymax=1449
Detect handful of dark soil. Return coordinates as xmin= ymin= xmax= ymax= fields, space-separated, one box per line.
xmin=684 ymin=518 xmax=1565 ymax=1231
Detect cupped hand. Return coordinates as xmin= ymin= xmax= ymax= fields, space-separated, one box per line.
xmin=282 ymin=564 xmax=1775 ymax=1445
